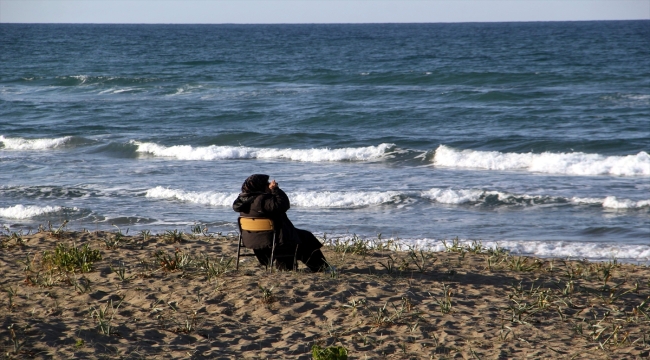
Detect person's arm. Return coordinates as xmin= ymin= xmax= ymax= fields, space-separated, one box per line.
xmin=233 ymin=196 xmax=248 ymax=212
xmin=263 ymin=180 xmax=290 ymax=214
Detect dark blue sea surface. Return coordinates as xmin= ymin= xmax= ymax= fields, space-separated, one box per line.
xmin=1 ymin=22 xmax=649 ymax=260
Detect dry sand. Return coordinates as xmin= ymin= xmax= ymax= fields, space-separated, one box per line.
xmin=1 ymin=228 xmax=650 ymax=359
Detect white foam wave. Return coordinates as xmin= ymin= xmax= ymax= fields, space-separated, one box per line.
xmin=145 ymin=187 xmax=238 ymax=207
xmin=424 ymin=187 xmax=649 ymax=209
xmin=421 ymin=187 xmax=564 ymax=206
xmin=320 ymin=235 xmax=650 ymax=262
xmin=398 ymin=238 xmax=650 ymax=262
xmin=433 ymin=145 xmax=650 ymax=176
xmin=422 ymin=188 xmax=485 ymax=204
xmin=0 ymin=204 xmax=66 ymax=219
xmin=133 ymin=141 xmax=394 ymax=162
xmin=0 ymin=135 xmax=72 ymax=150
xmin=571 ymin=196 xmax=650 ymax=209
xmin=147 ymin=186 xmax=648 ymax=210
xmin=602 ymin=196 xmax=650 ymax=209
xmin=290 ymin=191 xmax=401 ymax=208
xmin=145 ymin=187 xmax=400 ymax=208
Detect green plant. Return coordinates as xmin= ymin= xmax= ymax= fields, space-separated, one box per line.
xmin=407 ymin=248 xmax=436 ymax=273
xmin=467 ymin=240 xmax=485 ymax=254
xmin=368 ymin=302 xmax=397 ymax=327
xmin=140 ymin=229 xmax=152 ymax=242
xmin=379 ymin=255 xmax=396 ymax=274
xmin=104 ymin=225 xmax=125 ymax=249
xmin=5 ymin=286 xmax=17 ymax=310
xmin=442 ymin=237 xmax=464 ymax=253
xmin=507 ymin=297 xmax=537 ymax=324
xmin=42 ymin=243 xmax=102 ymax=273
xmin=89 ymin=298 xmax=122 ymax=335
xmin=74 ymin=339 xmax=84 ymax=349
xmin=48 ymin=220 xmax=69 ymax=239
xmin=341 ymin=298 xmax=366 ymax=316
xmin=110 ymin=262 xmax=133 ymax=282
xmin=259 ymin=285 xmax=276 ymax=307
xmin=155 ymin=249 xmax=193 ymax=272
xmin=174 ymin=312 xmax=200 ymax=334
xmin=311 ymin=344 xmax=348 ymax=360
xmin=507 ymin=256 xmax=541 ymax=272
xmin=190 ymin=223 xmax=207 ymax=236
xmin=8 ymin=324 xmax=27 ymax=354
xmin=163 ymin=229 xmax=184 ymax=243
xmin=372 ymin=234 xmax=399 ymax=252
xmin=597 ymin=260 xmax=618 ymax=285
xmin=24 ymin=270 xmax=57 ymax=287
xmin=486 ymin=244 xmax=509 ymax=257
xmin=69 ymin=275 xmax=92 ymax=294
xmin=1 ymin=227 xmax=25 ymax=247
xmin=200 ymin=255 xmax=234 ymax=280
xmin=326 ymin=235 xmax=369 ymax=258
xmin=430 ymin=283 xmax=453 ymax=314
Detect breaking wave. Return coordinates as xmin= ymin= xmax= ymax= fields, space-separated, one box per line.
xmin=602 ymin=196 xmax=650 ymax=209
xmin=393 ymin=238 xmax=650 ymax=262
xmin=145 ymin=187 xmax=239 ymax=207
xmin=145 ymin=187 xmax=401 ymax=208
xmin=146 ymin=186 xmax=648 ymax=210
xmin=0 ymin=204 xmax=76 ymax=219
xmin=133 ymin=141 xmax=395 ymax=162
xmin=0 ymin=135 xmax=74 ymax=151
xmin=432 ymin=145 xmax=650 ymax=176
xmin=421 ymin=188 xmax=566 ymax=206
xmin=423 ymin=188 xmax=649 ymax=209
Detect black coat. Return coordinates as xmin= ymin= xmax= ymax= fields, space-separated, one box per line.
xmin=233 ymin=187 xmax=300 ymax=249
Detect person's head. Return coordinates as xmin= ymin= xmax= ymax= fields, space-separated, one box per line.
xmin=241 ymin=174 xmax=269 ymax=193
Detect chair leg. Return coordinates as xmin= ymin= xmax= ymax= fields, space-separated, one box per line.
xmin=293 ymin=245 xmax=299 ymax=271
xmin=269 ymin=233 xmax=276 ymax=272
xmin=236 ymin=234 xmax=242 ymax=271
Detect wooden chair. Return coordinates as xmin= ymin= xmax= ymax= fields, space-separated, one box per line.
xmin=237 ymin=217 xmax=297 ymax=271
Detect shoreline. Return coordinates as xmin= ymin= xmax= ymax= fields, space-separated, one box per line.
xmin=2 ymin=229 xmax=650 ymax=358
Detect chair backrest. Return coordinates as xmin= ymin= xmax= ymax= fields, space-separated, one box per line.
xmin=239 ymin=217 xmax=274 ymax=232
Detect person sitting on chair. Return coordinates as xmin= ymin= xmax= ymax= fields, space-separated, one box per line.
xmin=233 ymin=174 xmax=331 ymax=272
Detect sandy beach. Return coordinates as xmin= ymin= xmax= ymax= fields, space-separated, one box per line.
xmin=1 ymin=226 xmax=649 ymax=359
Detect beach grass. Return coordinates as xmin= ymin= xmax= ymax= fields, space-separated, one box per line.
xmin=1 ymin=228 xmax=649 ymax=359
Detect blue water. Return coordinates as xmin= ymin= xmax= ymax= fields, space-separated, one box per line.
xmin=1 ymin=22 xmax=649 ymax=260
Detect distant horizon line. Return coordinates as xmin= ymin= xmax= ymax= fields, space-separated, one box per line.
xmin=1 ymin=19 xmax=648 ymax=25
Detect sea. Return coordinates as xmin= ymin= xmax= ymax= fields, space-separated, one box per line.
xmin=1 ymin=22 xmax=649 ymax=261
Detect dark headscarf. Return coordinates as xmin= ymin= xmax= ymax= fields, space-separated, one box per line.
xmin=241 ymin=174 xmax=269 ymax=194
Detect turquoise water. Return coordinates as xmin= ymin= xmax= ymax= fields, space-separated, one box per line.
xmin=1 ymin=22 xmax=649 ymax=260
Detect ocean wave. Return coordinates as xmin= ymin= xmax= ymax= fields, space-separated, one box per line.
xmin=133 ymin=141 xmax=395 ymax=162
xmin=432 ymin=145 xmax=650 ymax=176
xmin=0 ymin=204 xmax=75 ymax=219
xmin=290 ymin=191 xmax=402 ymax=208
xmin=601 ymin=196 xmax=650 ymax=209
xmin=145 ymin=187 xmax=239 ymax=207
xmin=395 ymin=238 xmax=650 ymax=261
xmin=318 ymin=235 xmax=650 ymax=261
xmin=0 ymin=185 xmax=96 ymax=200
xmin=0 ymin=135 xmax=73 ymax=150
xmin=54 ymin=75 xmax=158 ymax=86
xmin=146 ymin=185 xmax=648 ymax=211
xmin=145 ymin=187 xmax=401 ymax=208
xmin=424 ymin=188 xmax=649 ymax=209
xmin=421 ymin=188 xmax=565 ymax=206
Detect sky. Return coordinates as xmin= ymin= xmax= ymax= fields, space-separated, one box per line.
xmin=1 ymin=0 xmax=649 ymax=23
